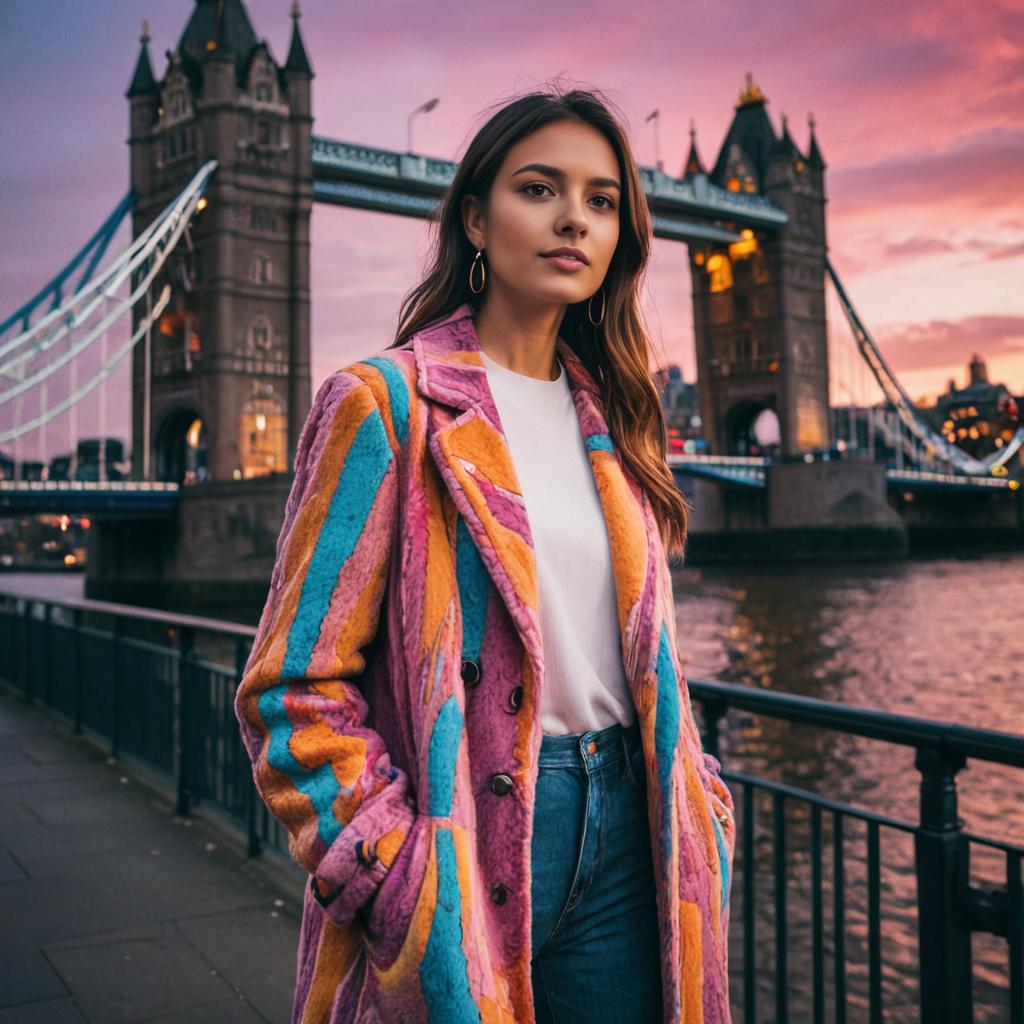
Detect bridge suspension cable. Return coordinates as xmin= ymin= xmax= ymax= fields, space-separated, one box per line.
xmin=0 ymin=160 xmax=217 ymax=449
xmin=826 ymin=257 xmax=1023 ymax=475
xmin=0 ymin=193 xmax=132 ymax=342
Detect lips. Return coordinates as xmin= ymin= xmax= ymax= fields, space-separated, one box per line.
xmin=540 ymin=247 xmax=589 ymax=265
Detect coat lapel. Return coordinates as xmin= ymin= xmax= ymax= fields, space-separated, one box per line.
xmin=413 ymin=302 xmax=659 ymax=713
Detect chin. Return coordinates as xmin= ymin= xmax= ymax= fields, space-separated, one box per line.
xmin=522 ymin=283 xmax=591 ymax=308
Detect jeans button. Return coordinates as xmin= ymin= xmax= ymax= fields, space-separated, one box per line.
xmin=489 ymin=772 xmax=514 ymax=796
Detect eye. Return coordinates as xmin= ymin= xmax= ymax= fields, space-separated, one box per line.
xmin=521 ymin=182 xmax=617 ymax=210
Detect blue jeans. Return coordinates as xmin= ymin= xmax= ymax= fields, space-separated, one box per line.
xmin=530 ymin=719 xmax=663 ymax=1023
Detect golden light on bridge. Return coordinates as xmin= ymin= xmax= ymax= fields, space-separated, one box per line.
xmin=728 ymin=229 xmax=759 ymax=260
xmin=706 ymin=253 xmax=733 ymax=292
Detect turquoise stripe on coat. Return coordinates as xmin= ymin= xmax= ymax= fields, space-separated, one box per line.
xmin=654 ymin=620 xmax=680 ymax=866
xmin=585 ymin=433 xmax=614 ymax=452
xmin=359 ymin=356 xmax=411 ymax=447
xmin=711 ymin=812 xmax=731 ymax=913
xmin=257 ymin=405 xmax=394 ymax=849
xmin=427 ymin=695 xmax=462 ymax=817
xmin=282 ymin=407 xmax=392 ymax=679
xmin=420 ymin=827 xmax=480 ymax=1023
xmin=257 ymin=684 xmax=345 ymax=846
xmin=456 ymin=515 xmax=488 ymax=662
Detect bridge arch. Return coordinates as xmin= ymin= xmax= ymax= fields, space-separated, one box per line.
xmin=725 ymin=401 xmax=781 ymax=457
xmin=156 ymin=408 xmax=208 ymax=485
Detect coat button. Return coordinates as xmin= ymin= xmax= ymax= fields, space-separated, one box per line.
xmin=490 ymin=883 xmax=509 ymax=905
xmin=489 ymin=772 xmax=514 ymax=796
xmin=504 ymin=685 xmax=523 ymax=714
xmin=461 ymin=658 xmax=481 ymax=687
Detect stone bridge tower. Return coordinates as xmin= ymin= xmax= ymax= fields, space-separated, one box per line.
xmin=125 ymin=0 xmax=313 ymax=483
xmin=687 ymin=73 xmax=830 ymax=458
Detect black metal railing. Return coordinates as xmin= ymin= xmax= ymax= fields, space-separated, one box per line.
xmin=693 ymin=682 xmax=1023 ymax=1024
xmin=0 ymin=590 xmax=286 ymax=860
xmin=1 ymin=589 xmax=1021 ymax=1023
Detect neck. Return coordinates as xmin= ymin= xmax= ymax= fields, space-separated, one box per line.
xmin=474 ymin=292 xmax=564 ymax=382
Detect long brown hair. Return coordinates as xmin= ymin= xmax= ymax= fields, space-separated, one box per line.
xmin=389 ymin=83 xmax=692 ymax=562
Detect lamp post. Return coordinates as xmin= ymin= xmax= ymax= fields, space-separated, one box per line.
xmin=646 ymin=109 xmax=662 ymax=172
xmin=407 ymin=97 xmax=439 ymax=154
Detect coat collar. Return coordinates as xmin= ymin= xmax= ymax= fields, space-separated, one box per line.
xmin=412 ymin=300 xmax=602 ymax=411
xmin=412 ymin=302 xmax=656 ymax=714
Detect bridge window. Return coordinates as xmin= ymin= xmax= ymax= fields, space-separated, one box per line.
xmin=239 ymin=388 xmax=286 ymax=479
xmin=254 ymin=81 xmax=274 ymax=103
xmin=251 ymin=206 xmax=278 ymax=231
xmin=165 ymin=87 xmax=190 ymax=120
xmin=250 ymin=253 xmax=273 ymax=284
xmin=706 ymin=253 xmax=733 ymax=293
xmin=246 ymin=316 xmax=273 ymax=354
xmin=253 ymin=119 xmax=282 ymax=147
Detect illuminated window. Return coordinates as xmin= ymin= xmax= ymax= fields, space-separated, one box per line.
xmin=707 ymin=253 xmax=734 ymax=293
xmin=239 ymin=387 xmax=286 ymax=479
xmin=728 ymin=229 xmax=759 ymax=260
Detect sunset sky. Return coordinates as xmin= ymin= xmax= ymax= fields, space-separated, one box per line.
xmin=1 ymin=0 xmax=1021 ymax=459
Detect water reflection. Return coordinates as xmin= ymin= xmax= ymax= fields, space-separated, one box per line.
xmin=674 ymin=550 xmax=1023 ymax=1022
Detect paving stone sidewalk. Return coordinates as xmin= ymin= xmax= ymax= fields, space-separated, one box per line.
xmin=0 ymin=685 xmax=303 ymax=1023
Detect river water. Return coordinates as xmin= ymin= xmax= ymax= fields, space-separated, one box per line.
xmin=3 ymin=552 xmax=1021 ymax=1020
xmin=672 ymin=551 xmax=1022 ymax=1022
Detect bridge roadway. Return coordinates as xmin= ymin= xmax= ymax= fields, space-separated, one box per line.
xmin=0 ymin=684 xmax=303 ymax=1023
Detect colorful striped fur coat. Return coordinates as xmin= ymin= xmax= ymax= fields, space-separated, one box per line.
xmin=234 ymin=301 xmax=737 ymax=1023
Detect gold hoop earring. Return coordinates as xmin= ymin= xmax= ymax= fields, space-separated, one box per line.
xmin=588 ymin=287 xmax=606 ymax=326
xmin=469 ymin=249 xmax=486 ymax=294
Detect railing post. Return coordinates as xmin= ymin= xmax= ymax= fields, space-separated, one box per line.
xmin=21 ymin=599 xmax=32 ymax=702
xmin=72 ymin=608 xmax=83 ymax=735
xmin=701 ymin=698 xmax=728 ymax=762
xmin=915 ymin=744 xmax=972 ymax=1023
xmin=41 ymin=603 xmax=52 ymax=705
xmin=176 ymin=626 xmax=196 ymax=816
xmin=110 ymin=615 xmax=122 ymax=757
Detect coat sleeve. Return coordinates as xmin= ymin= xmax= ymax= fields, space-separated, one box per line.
xmin=233 ymin=368 xmax=416 ymax=928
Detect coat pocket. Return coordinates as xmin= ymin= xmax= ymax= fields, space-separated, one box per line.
xmin=360 ymin=813 xmax=432 ymax=958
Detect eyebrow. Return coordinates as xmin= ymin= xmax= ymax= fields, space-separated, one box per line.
xmin=510 ymin=162 xmax=621 ymax=191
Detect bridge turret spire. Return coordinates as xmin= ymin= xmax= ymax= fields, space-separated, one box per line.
xmin=807 ymin=112 xmax=827 ymax=171
xmin=773 ymin=112 xmax=801 ymax=160
xmin=682 ymin=118 xmax=708 ymax=179
xmin=126 ymin=21 xmax=158 ymax=98
xmin=285 ymin=1 xmax=313 ymax=76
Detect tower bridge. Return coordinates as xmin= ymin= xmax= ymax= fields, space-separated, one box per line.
xmin=0 ymin=0 xmax=1020 ymax=596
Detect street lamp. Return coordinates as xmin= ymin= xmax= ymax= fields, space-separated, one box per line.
xmin=407 ymin=97 xmax=439 ymax=154
xmin=645 ymin=109 xmax=662 ymax=172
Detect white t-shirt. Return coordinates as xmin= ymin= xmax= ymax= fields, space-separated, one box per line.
xmin=480 ymin=346 xmax=636 ymax=735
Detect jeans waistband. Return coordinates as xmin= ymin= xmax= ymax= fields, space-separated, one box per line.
xmin=537 ymin=718 xmax=641 ymax=769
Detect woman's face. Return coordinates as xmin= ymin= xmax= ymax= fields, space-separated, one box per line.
xmin=462 ymin=119 xmax=621 ymax=311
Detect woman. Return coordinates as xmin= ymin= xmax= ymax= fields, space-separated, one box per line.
xmin=234 ymin=85 xmax=736 ymax=1024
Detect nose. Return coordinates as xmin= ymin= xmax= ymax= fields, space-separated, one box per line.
xmin=556 ymin=197 xmax=589 ymax=237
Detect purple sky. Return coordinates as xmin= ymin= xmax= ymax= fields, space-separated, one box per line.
xmin=1 ymin=0 xmax=1021 ymax=461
